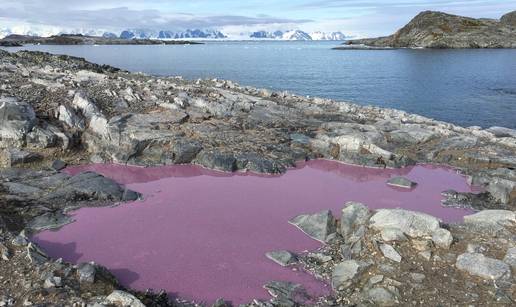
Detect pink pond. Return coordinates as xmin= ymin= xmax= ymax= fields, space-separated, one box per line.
xmin=33 ymin=160 xmax=476 ymax=304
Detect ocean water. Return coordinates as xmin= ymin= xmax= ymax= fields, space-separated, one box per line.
xmin=33 ymin=160 xmax=474 ymax=304
xmin=4 ymin=41 xmax=516 ymax=128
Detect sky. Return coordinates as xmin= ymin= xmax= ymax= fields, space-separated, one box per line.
xmin=1 ymin=0 xmax=516 ymax=37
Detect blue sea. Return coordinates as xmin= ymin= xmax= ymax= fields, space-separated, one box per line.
xmin=4 ymin=41 xmax=516 ymax=128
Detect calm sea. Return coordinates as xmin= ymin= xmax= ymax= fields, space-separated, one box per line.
xmin=4 ymin=41 xmax=516 ymax=128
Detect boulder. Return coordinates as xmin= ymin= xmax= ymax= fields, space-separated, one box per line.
xmin=77 ymin=262 xmax=97 ymax=283
xmin=456 ymin=253 xmax=511 ymax=280
xmin=0 ymin=97 xmax=36 ymax=147
xmin=369 ymin=209 xmax=441 ymax=238
xmin=105 ymin=290 xmax=145 ymax=307
xmin=332 ymin=260 xmax=370 ymax=290
xmin=57 ymin=104 xmax=85 ymax=130
xmin=432 ymin=228 xmax=453 ymax=249
xmin=463 ymin=210 xmax=516 ymax=232
xmin=171 ymin=139 xmax=203 ymax=164
xmin=26 ymin=126 xmax=57 ymax=148
xmin=51 ymin=160 xmax=67 ymax=171
xmin=196 ymin=150 xmax=237 ymax=172
xmin=289 ymin=210 xmax=337 ymax=243
xmin=0 ymin=149 xmax=42 ymax=167
xmin=365 ymin=287 xmax=398 ymax=306
xmin=265 ymin=250 xmax=298 ymax=267
xmin=340 ymin=202 xmax=370 ymax=239
xmin=380 ymin=227 xmax=407 ymax=242
xmin=486 ymin=178 xmax=516 ymax=204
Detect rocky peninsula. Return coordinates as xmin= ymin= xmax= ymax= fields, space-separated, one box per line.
xmin=0 ymin=50 xmax=515 ymax=306
xmin=340 ymin=10 xmax=516 ymax=49
xmin=0 ymin=34 xmax=200 ymax=47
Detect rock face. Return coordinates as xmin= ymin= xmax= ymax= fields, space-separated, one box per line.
xmin=345 ymin=10 xmax=516 ymax=48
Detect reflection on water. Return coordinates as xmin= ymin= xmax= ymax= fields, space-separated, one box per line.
xmin=35 ymin=160 xmax=476 ymax=304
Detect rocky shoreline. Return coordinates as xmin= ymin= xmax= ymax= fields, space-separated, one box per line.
xmin=0 ymin=49 xmax=515 ymax=306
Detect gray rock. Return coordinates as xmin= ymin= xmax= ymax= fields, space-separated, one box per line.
xmin=463 ymin=210 xmax=516 ymax=232
xmin=486 ymin=178 xmax=516 ymax=204
xmin=379 ymin=244 xmax=402 ymax=262
xmin=51 ymin=160 xmax=67 ymax=171
xmin=289 ymin=210 xmax=337 ymax=243
xmin=386 ymin=176 xmax=417 ymax=189
xmin=212 ymin=298 xmax=231 ymax=307
xmin=503 ymin=247 xmax=516 ymax=271
xmin=456 ymin=253 xmax=511 ymax=280
xmin=0 ymin=97 xmax=36 ymax=147
xmin=380 ymin=227 xmax=407 ymax=242
xmin=332 ymin=260 xmax=370 ymax=290
xmin=265 ymin=250 xmax=298 ymax=266
xmin=418 ymin=251 xmax=432 ymax=261
xmin=27 ymin=211 xmax=73 ymax=231
xmin=369 ymin=209 xmax=441 ymax=238
xmin=486 ymin=126 xmax=516 ymax=138
xmin=171 ymin=139 xmax=203 ymax=164
xmin=409 ymin=273 xmax=426 ymax=283
xmin=105 ymin=290 xmax=145 ymax=307
xmin=43 ymin=276 xmax=62 ymax=288
xmin=307 ymin=252 xmax=333 ymax=263
xmin=0 ymin=243 xmax=9 ymax=261
xmin=11 ymin=231 xmax=29 ymax=246
xmin=365 ymin=287 xmax=398 ymax=306
xmin=263 ymin=281 xmax=309 ymax=306
xmin=432 ymin=228 xmax=453 ymax=249
xmin=340 ymin=201 xmax=370 ymax=239
xmin=26 ymin=126 xmax=57 ymax=148
xmin=77 ymin=262 xmax=96 ymax=283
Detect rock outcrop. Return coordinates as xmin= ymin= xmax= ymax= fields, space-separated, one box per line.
xmin=344 ymin=10 xmax=516 ymax=49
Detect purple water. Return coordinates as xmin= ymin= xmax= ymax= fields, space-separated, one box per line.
xmin=33 ymin=160 xmax=476 ymax=304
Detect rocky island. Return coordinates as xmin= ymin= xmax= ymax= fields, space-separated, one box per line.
xmin=0 ymin=34 xmax=200 ymax=47
xmin=339 ymin=10 xmax=516 ymax=49
xmin=0 ymin=50 xmax=515 ymax=306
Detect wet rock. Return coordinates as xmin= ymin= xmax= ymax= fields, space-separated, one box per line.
xmin=380 ymin=227 xmax=407 ymax=242
xmin=365 ymin=287 xmax=398 ymax=306
xmin=265 ymin=250 xmax=298 ymax=267
xmin=289 ymin=210 xmax=337 ymax=243
xmin=432 ymin=228 xmax=453 ymax=249
xmin=463 ymin=210 xmax=516 ymax=232
xmin=27 ymin=211 xmax=73 ymax=231
xmin=263 ymin=281 xmax=310 ymax=306
xmin=0 ymin=97 xmax=36 ymax=147
xmin=456 ymin=253 xmax=511 ymax=280
xmin=105 ymin=290 xmax=145 ymax=307
xmin=503 ymin=247 xmax=516 ymax=271
xmin=51 ymin=160 xmax=67 ymax=171
xmin=196 ymin=150 xmax=237 ymax=172
xmin=386 ymin=176 xmax=417 ymax=189
xmin=379 ymin=244 xmax=402 ymax=262
xmin=0 ymin=149 xmax=42 ymax=167
xmin=340 ymin=201 xmax=370 ymax=239
xmin=332 ymin=260 xmax=370 ymax=290
xmin=369 ymin=209 xmax=441 ymax=238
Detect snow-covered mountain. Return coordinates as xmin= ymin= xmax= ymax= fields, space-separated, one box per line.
xmin=119 ymin=29 xmax=226 ymax=40
xmin=249 ymin=30 xmax=346 ymax=40
xmin=310 ymin=31 xmax=346 ymax=41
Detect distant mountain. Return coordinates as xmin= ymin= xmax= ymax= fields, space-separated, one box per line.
xmin=310 ymin=31 xmax=346 ymax=41
xmin=345 ymin=10 xmax=516 ymax=48
xmin=250 ymin=30 xmax=346 ymax=40
xmin=119 ymin=29 xmax=226 ymax=40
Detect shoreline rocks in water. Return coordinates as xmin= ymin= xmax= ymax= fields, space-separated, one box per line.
xmin=343 ymin=10 xmax=516 ymax=49
xmin=0 ymin=49 xmax=515 ymax=306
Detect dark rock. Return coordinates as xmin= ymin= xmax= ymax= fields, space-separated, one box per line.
xmin=236 ymin=153 xmax=286 ymax=174
xmin=0 ymin=149 xmax=42 ymax=167
xmin=265 ymin=250 xmax=298 ymax=266
xmin=441 ymin=190 xmax=496 ymax=210
xmin=196 ymin=151 xmax=237 ymax=172
xmin=263 ymin=281 xmax=310 ymax=306
xmin=27 ymin=211 xmax=73 ymax=231
xmin=386 ymin=177 xmax=417 ymax=189
xmin=51 ymin=160 xmax=68 ymax=171
xmin=0 ymin=97 xmax=36 ymax=147
xmin=171 ymin=139 xmax=203 ymax=164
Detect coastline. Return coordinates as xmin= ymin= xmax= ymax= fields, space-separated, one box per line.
xmin=0 ymin=49 xmax=515 ymax=306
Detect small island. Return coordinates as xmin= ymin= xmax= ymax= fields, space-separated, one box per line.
xmin=336 ymin=10 xmax=516 ymax=49
xmin=0 ymin=34 xmax=201 ymax=47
